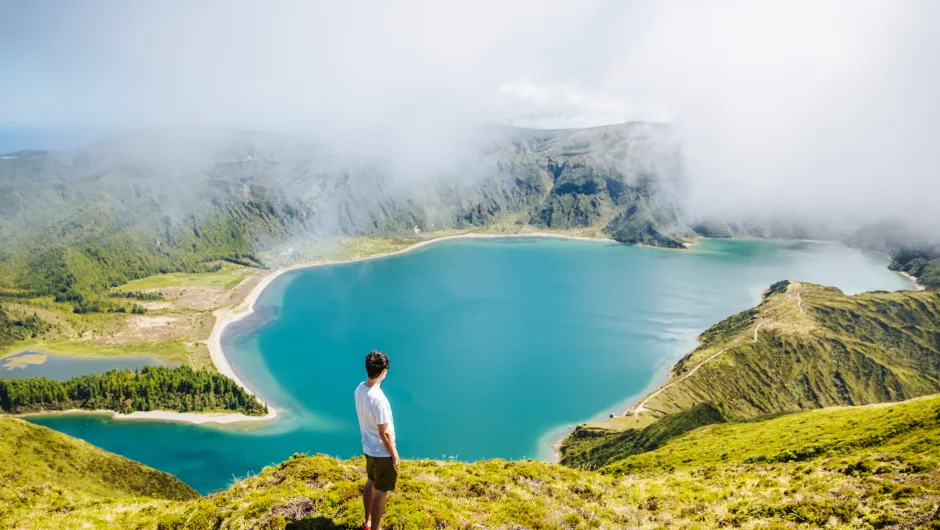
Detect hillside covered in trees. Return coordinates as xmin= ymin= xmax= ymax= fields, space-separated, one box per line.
xmin=0 ymin=365 xmax=267 ymax=415
xmin=2 ymin=126 xmax=935 ymax=319
xmin=0 ymin=125 xmax=682 ymax=304
xmin=0 ymin=304 xmax=49 ymax=351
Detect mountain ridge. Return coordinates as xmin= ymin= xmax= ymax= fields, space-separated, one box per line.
xmin=560 ymin=280 xmax=940 ymax=468
xmin=5 ymin=393 xmax=939 ymax=528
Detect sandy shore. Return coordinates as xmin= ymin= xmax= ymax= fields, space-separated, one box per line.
xmin=17 ymin=407 xmax=277 ymax=424
xmin=15 ymin=232 xmax=612 ymax=427
xmin=898 ymin=270 xmax=926 ymax=291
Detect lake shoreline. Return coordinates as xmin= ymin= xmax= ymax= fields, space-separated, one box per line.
xmin=898 ymin=270 xmax=925 ymax=291
xmin=14 ymin=407 xmax=277 ymax=424
xmin=542 ymin=247 xmax=925 ymax=463
xmin=206 ymin=231 xmax=620 ymax=425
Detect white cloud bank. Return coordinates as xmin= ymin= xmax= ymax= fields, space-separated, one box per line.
xmin=1 ymin=0 xmax=938 ymax=224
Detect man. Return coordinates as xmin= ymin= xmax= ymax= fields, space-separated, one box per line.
xmin=355 ymin=350 xmax=399 ymax=530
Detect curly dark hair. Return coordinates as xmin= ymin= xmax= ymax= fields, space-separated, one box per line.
xmin=365 ymin=350 xmax=389 ymax=379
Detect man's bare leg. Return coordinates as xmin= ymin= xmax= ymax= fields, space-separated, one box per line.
xmin=362 ymin=480 xmax=374 ymax=528
xmin=370 ymin=489 xmax=388 ymax=530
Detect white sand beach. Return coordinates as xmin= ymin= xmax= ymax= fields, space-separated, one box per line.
xmin=898 ymin=270 xmax=926 ymax=291
xmin=18 ymin=407 xmax=277 ymax=424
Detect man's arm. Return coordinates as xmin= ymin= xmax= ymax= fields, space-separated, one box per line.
xmin=377 ymin=423 xmax=399 ymax=468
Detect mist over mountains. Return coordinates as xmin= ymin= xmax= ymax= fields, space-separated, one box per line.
xmin=2 ymin=121 xmax=937 ymax=295
xmin=3 ymin=1 xmax=939 ymax=290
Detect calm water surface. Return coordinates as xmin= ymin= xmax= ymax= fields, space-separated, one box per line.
xmin=29 ymin=238 xmax=910 ymax=493
xmin=0 ymin=352 xmax=168 ymax=380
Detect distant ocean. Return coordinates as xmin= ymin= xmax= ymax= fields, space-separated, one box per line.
xmin=0 ymin=126 xmax=115 ymax=154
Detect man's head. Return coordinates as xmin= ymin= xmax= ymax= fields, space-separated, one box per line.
xmin=365 ymin=350 xmax=389 ymax=381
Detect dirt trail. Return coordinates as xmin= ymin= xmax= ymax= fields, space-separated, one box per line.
xmin=630 ymin=319 xmax=770 ymax=416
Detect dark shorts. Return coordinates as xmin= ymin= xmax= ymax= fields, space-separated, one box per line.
xmin=365 ymin=454 xmax=398 ymax=492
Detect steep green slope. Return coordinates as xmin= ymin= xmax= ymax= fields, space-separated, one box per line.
xmin=0 ymin=123 xmax=688 ymax=304
xmin=0 ymin=416 xmax=197 ymax=527
xmin=0 ymin=303 xmax=48 ymax=351
xmin=891 ymin=243 xmax=940 ymax=289
xmin=11 ymin=395 xmax=940 ymax=529
xmin=560 ymin=403 xmax=727 ymax=469
xmin=562 ymin=281 xmax=940 ymax=468
xmin=648 ymin=282 xmax=940 ymax=418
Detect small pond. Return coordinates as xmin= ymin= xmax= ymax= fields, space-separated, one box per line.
xmin=0 ymin=351 xmax=172 ymax=381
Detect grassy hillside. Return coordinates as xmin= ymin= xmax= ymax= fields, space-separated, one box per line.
xmin=561 ymin=281 xmax=940 ymax=468
xmin=0 ymin=124 xmax=690 ymax=364
xmin=649 ymin=281 xmax=940 ymax=417
xmin=0 ymin=416 xmax=197 ymax=527
xmin=7 ymin=394 xmax=940 ymax=529
xmin=0 ymin=303 xmax=49 ymax=351
xmin=560 ymin=403 xmax=727 ymax=469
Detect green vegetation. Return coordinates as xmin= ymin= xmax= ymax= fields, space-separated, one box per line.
xmin=603 ymin=394 xmax=940 ymax=475
xmin=560 ymin=403 xmax=727 ymax=469
xmin=0 ymin=124 xmax=690 ymax=310
xmin=0 ymin=148 xmax=288 ymax=317
xmin=114 ymin=263 xmax=252 ymax=291
xmin=69 ymin=296 xmax=148 ymax=314
xmin=6 ymin=394 xmax=940 ymax=529
xmin=338 ymin=236 xmax=423 ymax=260
xmin=3 ymin=127 xmax=940 ymax=527
xmin=107 ymin=290 xmax=165 ymax=301
xmin=562 ymin=281 xmax=940 ymax=469
xmin=890 ymin=243 xmax=940 ymax=289
xmin=0 ymin=416 xmax=197 ymax=527
xmin=648 ymin=282 xmax=939 ymax=419
xmin=0 ymin=304 xmax=49 ymax=351
xmin=4 ymin=340 xmax=192 ymax=366
xmin=0 ymin=365 xmax=267 ymax=415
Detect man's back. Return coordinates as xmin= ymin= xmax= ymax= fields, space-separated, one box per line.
xmin=354 ymin=382 xmax=395 ymax=457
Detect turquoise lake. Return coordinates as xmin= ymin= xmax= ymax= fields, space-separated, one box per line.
xmin=28 ymin=238 xmax=911 ymax=493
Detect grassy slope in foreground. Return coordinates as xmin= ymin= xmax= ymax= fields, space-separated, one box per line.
xmin=561 ymin=281 xmax=940 ymax=468
xmin=0 ymin=416 xmax=198 ymax=527
xmin=9 ymin=395 xmax=940 ymax=529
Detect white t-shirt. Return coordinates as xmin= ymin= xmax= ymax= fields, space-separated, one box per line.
xmin=354 ymin=382 xmax=396 ymax=457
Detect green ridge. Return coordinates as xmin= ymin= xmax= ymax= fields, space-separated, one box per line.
xmin=560 ymin=403 xmax=727 ymax=469
xmin=6 ymin=395 xmax=940 ymax=529
xmin=650 ymin=282 xmax=940 ymax=418
xmin=561 ymin=281 xmax=940 ymax=469
xmin=0 ymin=416 xmax=197 ymax=528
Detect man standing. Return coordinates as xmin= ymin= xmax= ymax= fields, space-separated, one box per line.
xmin=354 ymin=350 xmax=399 ymax=530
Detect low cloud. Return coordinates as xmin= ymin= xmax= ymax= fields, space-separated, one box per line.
xmin=2 ymin=1 xmax=938 ymax=227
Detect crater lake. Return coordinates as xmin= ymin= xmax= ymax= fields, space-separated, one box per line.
xmin=28 ymin=238 xmax=912 ymax=493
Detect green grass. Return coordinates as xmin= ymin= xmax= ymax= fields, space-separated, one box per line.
xmin=9 ymin=395 xmax=940 ymax=529
xmin=338 ymin=236 xmax=420 ymax=260
xmin=561 ymin=281 xmax=940 ymax=470
xmin=560 ymin=403 xmax=727 ymax=469
xmin=0 ymin=417 xmax=197 ymax=527
xmin=115 ymin=264 xmax=253 ymax=291
xmin=604 ymin=394 xmax=940 ymax=474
